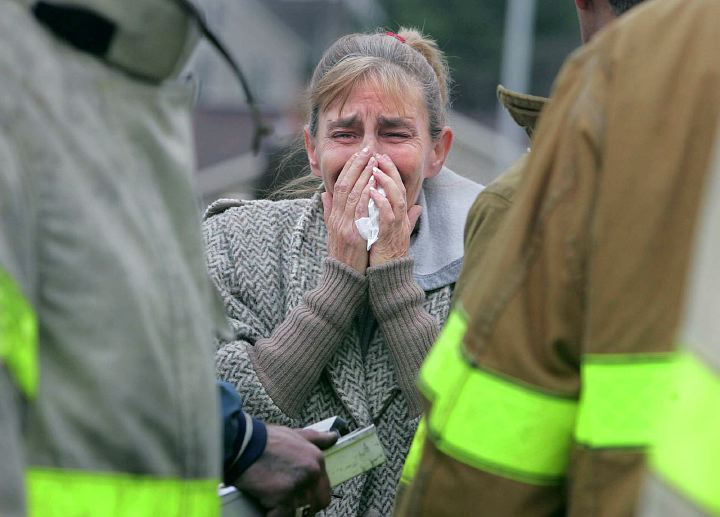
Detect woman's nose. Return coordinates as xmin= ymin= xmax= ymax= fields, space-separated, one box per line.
xmin=361 ymin=135 xmax=379 ymax=155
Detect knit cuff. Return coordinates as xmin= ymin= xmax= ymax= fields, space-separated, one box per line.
xmin=224 ymin=414 xmax=268 ymax=485
xmin=367 ymin=258 xmax=438 ymax=416
xmin=249 ymin=258 xmax=367 ymax=416
xmin=305 ymin=258 xmax=368 ymax=332
xmin=367 ymin=257 xmax=423 ymax=322
xmin=219 ymin=381 xmax=269 ymax=484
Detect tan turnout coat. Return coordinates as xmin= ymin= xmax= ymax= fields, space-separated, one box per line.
xmin=397 ymin=0 xmax=720 ymax=515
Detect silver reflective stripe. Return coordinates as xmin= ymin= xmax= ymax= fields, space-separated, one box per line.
xmin=678 ymin=130 xmax=720 ymax=369
xmin=642 ymin=129 xmax=720 ymax=516
xmin=638 ymin=474 xmax=711 ymax=517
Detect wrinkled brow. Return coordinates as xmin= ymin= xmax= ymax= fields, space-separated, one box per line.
xmin=326 ymin=115 xmax=361 ymax=131
xmin=378 ymin=116 xmax=416 ymax=129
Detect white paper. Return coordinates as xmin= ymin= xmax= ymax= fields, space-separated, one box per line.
xmin=355 ymin=179 xmax=386 ymax=250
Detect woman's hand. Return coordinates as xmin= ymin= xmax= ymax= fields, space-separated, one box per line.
xmin=367 ymin=154 xmax=422 ymax=267
xmin=322 ymin=147 xmax=375 ymax=273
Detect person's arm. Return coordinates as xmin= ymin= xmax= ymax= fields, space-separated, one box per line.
xmin=219 ymin=381 xmax=338 ymax=516
xmin=367 ymin=258 xmax=439 ymax=416
xmin=204 ymin=212 xmax=367 ymax=420
xmin=245 ymin=258 xmax=367 ymax=417
xmin=354 ymin=153 xmax=438 ymax=415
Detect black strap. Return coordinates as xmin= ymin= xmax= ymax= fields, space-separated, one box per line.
xmin=32 ymin=2 xmax=116 ymax=58
xmin=172 ymin=0 xmax=272 ymax=154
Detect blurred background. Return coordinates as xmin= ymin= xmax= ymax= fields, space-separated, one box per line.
xmin=187 ymin=0 xmax=580 ymax=206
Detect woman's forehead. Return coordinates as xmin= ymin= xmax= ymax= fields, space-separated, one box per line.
xmin=323 ymin=80 xmax=425 ymax=124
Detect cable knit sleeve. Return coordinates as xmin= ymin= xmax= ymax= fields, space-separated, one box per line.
xmin=247 ymin=258 xmax=366 ymax=416
xmin=204 ymin=203 xmax=367 ymax=419
xmin=367 ymin=257 xmax=439 ymax=416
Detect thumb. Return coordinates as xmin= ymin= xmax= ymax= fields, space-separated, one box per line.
xmin=408 ymin=205 xmax=423 ymax=231
xmin=297 ymin=429 xmax=339 ymax=450
xmin=321 ymin=192 xmax=332 ymax=226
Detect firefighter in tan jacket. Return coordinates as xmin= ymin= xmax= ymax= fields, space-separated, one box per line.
xmin=396 ymin=0 xmax=720 ymax=515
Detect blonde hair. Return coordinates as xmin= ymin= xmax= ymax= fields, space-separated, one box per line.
xmin=308 ymin=27 xmax=450 ymax=141
xmin=274 ymin=27 xmax=451 ymax=199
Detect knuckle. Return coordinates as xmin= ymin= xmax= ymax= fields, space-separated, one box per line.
xmin=305 ymin=461 xmax=321 ymax=481
xmin=340 ymin=227 xmax=354 ymax=242
xmin=335 ymin=182 xmax=351 ymax=195
xmin=346 ymin=191 xmax=361 ymax=205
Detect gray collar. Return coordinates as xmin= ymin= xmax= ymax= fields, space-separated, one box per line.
xmin=410 ymin=167 xmax=484 ymax=291
xmin=24 ymin=0 xmax=198 ymax=81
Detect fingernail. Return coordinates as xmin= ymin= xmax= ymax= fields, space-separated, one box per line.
xmin=368 ymin=156 xmax=376 ymax=166
xmin=369 ymin=176 xmax=375 ymax=187
xmin=373 ymin=166 xmax=382 ymax=175
xmin=361 ymin=146 xmax=369 ymax=154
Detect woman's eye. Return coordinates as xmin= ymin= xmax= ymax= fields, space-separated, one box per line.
xmin=331 ymin=132 xmax=356 ymax=140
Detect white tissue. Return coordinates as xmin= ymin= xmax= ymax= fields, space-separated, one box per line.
xmin=355 ymin=183 xmax=386 ymax=251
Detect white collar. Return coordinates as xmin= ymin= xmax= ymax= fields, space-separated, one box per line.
xmin=410 ymin=167 xmax=484 ymax=290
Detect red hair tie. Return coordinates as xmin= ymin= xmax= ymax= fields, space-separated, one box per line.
xmin=385 ymin=31 xmax=406 ymax=44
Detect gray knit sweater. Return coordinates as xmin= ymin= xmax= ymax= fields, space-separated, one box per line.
xmin=202 ymin=169 xmax=482 ymax=516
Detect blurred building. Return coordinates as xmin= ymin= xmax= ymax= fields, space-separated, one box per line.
xmin=188 ymin=0 xmax=308 ymax=205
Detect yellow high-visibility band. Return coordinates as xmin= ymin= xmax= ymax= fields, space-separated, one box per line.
xmin=650 ymin=351 xmax=720 ymax=516
xmin=400 ymin=417 xmax=426 ymax=485
xmin=27 ymin=468 xmax=220 ymax=517
xmin=405 ymin=309 xmax=467 ymax=485
xmin=417 ymin=309 xmax=468 ymax=402
xmin=419 ymin=309 xmax=577 ymax=485
xmin=0 ymin=268 xmax=38 ymax=397
xmin=574 ymin=353 xmax=675 ymax=448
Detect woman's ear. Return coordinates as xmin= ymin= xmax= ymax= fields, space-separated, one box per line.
xmin=424 ymin=126 xmax=453 ymax=179
xmin=304 ymin=126 xmax=321 ymax=177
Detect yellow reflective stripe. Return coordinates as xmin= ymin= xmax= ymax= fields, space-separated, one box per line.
xmin=418 ymin=308 xmax=468 ymax=402
xmin=650 ymin=351 xmax=720 ymax=515
xmin=400 ymin=417 xmax=426 ymax=485
xmin=420 ymin=309 xmax=577 ymax=485
xmin=0 ymin=268 xmax=38 ymax=397
xmin=429 ymin=363 xmax=577 ymax=484
xmin=27 ymin=468 xmax=220 ymax=517
xmin=574 ymin=354 xmax=675 ymax=448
